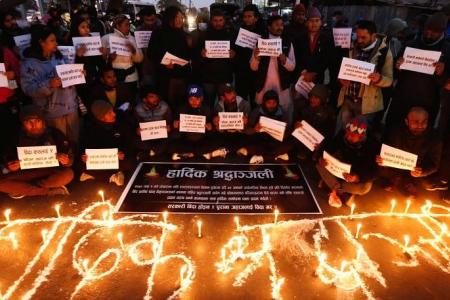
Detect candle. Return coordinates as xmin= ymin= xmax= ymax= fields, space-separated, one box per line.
xmin=180 ymin=265 xmax=187 ymax=281
xmin=439 ymin=224 xmax=447 ymax=240
xmin=234 ymin=216 xmax=240 ymax=231
xmin=274 ymin=209 xmax=279 ymax=224
xmin=340 ymin=260 xmax=347 ymax=272
xmin=350 ymin=203 xmax=356 ymax=219
xmin=389 ymin=199 xmax=396 ymax=214
xmin=98 ymin=190 xmax=105 ymax=202
xmin=117 ymin=232 xmax=125 ymax=249
xmin=425 ymin=200 xmax=432 ymax=214
xmin=41 ymin=229 xmax=48 ymax=242
xmin=162 ymin=211 xmax=169 ymax=224
xmin=82 ymin=259 xmax=90 ymax=272
xmin=197 ymin=220 xmax=202 ymax=238
xmin=403 ymin=235 xmax=410 ymax=251
xmin=9 ymin=232 xmax=18 ymax=249
xmin=355 ymin=223 xmax=362 ymax=239
xmin=4 ymin=209 xmax=11 ymax=223
xmin=102 ymin=211 xmax=108 ymax=222
xmin=54 ymin=204 xmax=61 ymax=218
xmin=404 ymin=199 xmax=412 ymax=214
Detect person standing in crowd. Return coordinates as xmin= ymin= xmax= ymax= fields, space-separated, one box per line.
xmin=285 ymin=4 xmax=307 ymax=41
xmin=337 ymin=20 xmax=393 ymax=130
xmin=0 ymin=105 xmax=74 ymax=198
xmin=385 ymin=18 xmax=408 ymax=60
xmin=101 ymin=15 xmax=143 ymax=95
xmin=234 ymin=4 xmax=265 ymax=107
xmin=148 ymin=6 xmax=191 ymax=109
xmin=0 ymin=9 xmax=29 ymax=57
xmin=250 ymin=15 xmax=296 ymax=122
xmin=198 ymin=9 xmax=236 ymax=108
xmin=21 ymin=25 xmax=80 ymax=144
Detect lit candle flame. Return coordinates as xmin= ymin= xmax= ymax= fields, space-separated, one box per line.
xmin=340 ymin=260 xmax=347 ymax=272
xmin=355 ymin=223 xmax=362 ymax=239
xmin=9 ymin=232 xmax=18 ymax=250
xmin=404 ymin=199 xmax=412 ymax=214
xmin=102 ymin=211 xmax=108 ymax=221
xmin=350 ymin=203 xmax=356 ymax=217
xmin=4 ymin=209 xmax=11 ymax=223
xmin=98 ymin=190 xmax=105 ymax=202
xmin=404 ymin=235 xmax=410 ymax=250
xmin=274 ymin=209 xmax=279 ymax=224
xmin=117 ymin=232 xmax=125 ymax=249
xmin=82 ymin=259 xmax=89 ymax=273
xmin=390 ymin=199 xmax=396 ymax=214
xmin=234 ymin=216 xmax=240 ymax=231
xmin=54 ymin=204 xmax=61 ymax=218
xmin=162 ymin=211 xmax=169 ymax=223
xmin=197 ymin=220 xmax=202 ymax=238
xmin=41 ymin=229 xmax=48 ymax=242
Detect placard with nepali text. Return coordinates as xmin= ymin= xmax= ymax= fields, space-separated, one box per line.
xmin=56 ymin=64 xmax=85 ymax=88
xmin=140 ymin=120 xmax=168 ymax=141
xmin=323 ymin=151 xmax=351 ymax=180
xmin=218 ymin=112 xmax=244 ymax=130
xmin=85 ymin=148 xmax=119 ymax=170
xmin=259 ymin=116 xmax=286 ymax=142
xmin=257 ymin=38 xmax=282 ymax=57
xmin=205 ymin=40 xmax=230 ymax=58
xmin=400 ymin=47 xmax=441 ymax=75
xmin=17 ymin=146 xmax=59 ymax=170
xmin=179 ymin=114 xmax=206 ymax=133
xmin=292 ymin=121 xmax=324 ymax=151
xmin=380 ymin=144 xmax=418 ymax=171
xmin=338 ymin=57 xmax=375 ymax=85
xmin=134 ymin=31 xmax=152 ymax=49
xmin=332 ymin=28 xmax=352 ymax=48
xmin=235 ymin=28 xmax=260 ymax=49
xmin=109 ymin=36 xmax=132 ymax=57
xmin=72 ymin=36 xmax=102 ymax=56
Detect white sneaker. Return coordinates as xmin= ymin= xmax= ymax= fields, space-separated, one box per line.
xmin=212 ymin=148 xmax=228 ymax=158
xmin=109 ymin=171 xmax=125 ymax=186
xmin=149 ymin=150 xmax=156 ymax=157
xmin=79 ymin=172 xmax=95 ymax=182
xmin=249 ymin=155 xmax=264 ymax=164
xmin=203 ymin=153 xmax=212 ymax=160
xmin=275 ymin=153 xmax=289 ymax=161
xmin=237 ymin=147 xmax=248 ymax=156
xmin=172 ymin=153 xmax=181 ymax=161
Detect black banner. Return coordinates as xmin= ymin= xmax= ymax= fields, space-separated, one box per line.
xmin=115 ymin=162 xmax=321 ymax=214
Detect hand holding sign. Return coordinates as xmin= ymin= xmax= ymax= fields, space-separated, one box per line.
xmin=399 ymin=47 xmax=441 ymax=75
xmin=55 ymin=64 xmax=86 ymax=88
xmin=323 ymin=151 xmax=351 ymax=180
xmin=257 ymin=38 xmax=282 ymax=57
xmin=338 ymin=57 xmax=375 ymax=85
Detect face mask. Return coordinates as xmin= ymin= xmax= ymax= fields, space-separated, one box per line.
xmin=198 ymin=23 xmax=207 ymax=31
xmin=351 ymin=32 xmax=357 ymax=42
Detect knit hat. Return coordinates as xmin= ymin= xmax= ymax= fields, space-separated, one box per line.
xmin=307 ymin=7 xmax=321 ymax=20
xmin=263 ymin=90 xmax=279 ymax=103
xmin=424 ymin=12 xmax=447 ymax=32
xmin=293 ymin=4 xmax=306 ymax=15
xmin=187 ymin=84 xmax=204 ymax=98
xmin=386 ymin=18 xmax=407 ymax=37
xmin=91 ymin=100 xmax=113 ymax=120
xmin=20 ymin=105 xmax=44 ymax=122
xmin=345 ymin=116 xmax=368 ymax=138
xmin=309 ymin=84 xmax=329 ymax=103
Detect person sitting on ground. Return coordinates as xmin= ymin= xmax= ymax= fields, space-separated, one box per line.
xmin=170 ymin=84 xmax=213 ymax=161
xmin=134 ymin=85 xmax=173 ymax=160
xmin=376 ymin=106 xmax=443 ymax=198
xmin=0 ymin=105 xmax=74 ymax=198
xmin=316 ymin=116 xmax=379 ymax=208
xmin=244 ymin=90 xmax=292 ymax=164
xmin=81 ymin=100 xmax=134 ymax=186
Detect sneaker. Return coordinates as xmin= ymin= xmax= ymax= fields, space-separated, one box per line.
xmin=9 ymin=194 xmax=25 ymax=199
xmin=211 ymin=148 xmax=228 ymax=159
xmin=328 ymin=190 xmax=342 ymax=208
xmin=425 ymin=180 xmax=448 ymax=191
xmin=275 ymin=153 xmax=289 ymax=161
xmin=237 ymin=147 xmax=248 ymax=156
xmin=79 ymin=172 xmax=95 ymax=182
xmin=172 ymin=153 xmax=181 ymax=161
xmin=47 ymin=186 xmax=70 ymax=196
xmin=149 ymin=150 xmax=156 ymax=157
xmin=203 ymin=152 xmax=212 ymax=160
xmin=249 ymin=155 xmax=264 ymax=164
xmin=109 ymin=171 xmax=125 ymax=186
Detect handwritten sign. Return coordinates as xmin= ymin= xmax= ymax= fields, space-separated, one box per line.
xmin=338 ymin=57 xmax=375 ymax=85
xmin=0 ymin=63 xmax=9 ymax=87
xmin=292 ymin=121 xmax=324 ymax=151
xmin=85 ymin=148 xmax=119 ymax=170
xmin=295 ymin=75 xmax=315 ymax=98
xmin=13 ymin=34 xmax=31 ymax=49
xmin=56 ymin=64 xmax=85 ymax=88
xmin=259 ymin=116 xmax=286 ymax=142
xmin=128 ymin=0 xmax=154 ymax=5
xmin=332 ymin=28 xmax=352 ymax=48
xmin=257 ymin=38 xmax=282 ymax=57
xmin=218 ymin=112 xmax=244 ymax=130
xmin=17 ymin=146 xmax=59 ymax=170
xmin=400 ymin=47 xmax=441 ymax=75
xmin=161 ymin=52 xmax=189 ymax=66
xmin=179 ymin=114 xmax=206 ymax=133
xmin=380 ymin=144 xmax=418 ymax=171
xmin=134 ymin=31 xmax=152 ymax=48
xmin=109 ymin=36 xmax=132 ymax=57
xmin=140 ymin=120 xmax=168 ymax=141
xmin=57 ymin=46 xmax=75 ymax=64
xmin=323 ymin=151 xmax=351 ymax=180
xmin=72 ymin=36 xmax=102 ymax=56
xmin=205 ymin=40 xmax=230 ymax=58
xmin=235 ymin=28 xmax=261 ymax=49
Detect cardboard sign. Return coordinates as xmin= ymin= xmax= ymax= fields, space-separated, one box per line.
xmin=400 ymin=47 xmax=441 ymax=75
xmin=218 ymin=112 xmax=244 ymax=130
xmin=161 ymin=52 xmax=189 ymax=66
xmin=257 ymin=38 xmax=282 ymax=57
xmin=13 ymin=34 xmax=31 ymax=48
xmin=205 ymin=40 xmax=230 ymax=58
xmin=17 ymin=146 xmax=59 ymax=170
xmin=0 ymin=63 xmax=9 ymax=88
xmin=85 ymin=148 xmax=119 ymax=170
xmin=56 ymin=64 xmax=85 ymax=88
xmin=323 ymin=151 xmax=351 ymax=179
xmin=140 ymin=120 xmax=168 ymax=141
xmin=332 ymin=28 xmax=352 ymax=48
xmin=235 ymin=28 xmax=261 ymax=49
xmin=259 ymin=116 xmax=286 ymax=142
xmin=380 ymin=144 xmax=418 ymax=171
xmin=72 ymin=36 xmax=102 ymax=56
xmin=292 ymin=121 xmax=325 ymax=151
xmin=109 ymin=36 xmax=132 ymax=57
xmin=179 ymin=114 xmax=206 ymax=133
xmin=338 ymin=57 xmax=375 ymax=85
xmin=57 ymin=46 xmax=75 ymax=64
xmin=295 ymin=75 xmax=315 ymax=98
xmin=134 ymin=31 xmax=152 ymax=48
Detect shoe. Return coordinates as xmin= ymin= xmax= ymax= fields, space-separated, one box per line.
xmin=328 ymin=190 xmax=342 ymax=208
xmin=237 ymin=147 xmax=248 ymax=156
xmin=47 ymin=186 xmax=70 ymax=196
xmin=425 ymin=180 xmax=448 ymax=191
xmin=172 ymin=153 xmax=181 ymax=161
xmin=9 ymin=194 xmax=25 ymax=199
xmin=203 ymin=153 xmax=212 ymax=160
xmin=79 ymin=172 xmax=95 ymax=182
xmin=249 ymin=155 xmax=264 ymax=164
xmin=149 ymin=150 xmax=156 ymax=157
xmin=275 ymin=153 xmax=289 ymax=161
xmin=211 ymin=148 xmax=228 ymax=159
xmin=109 ymin=171 xmax=125 ymax=186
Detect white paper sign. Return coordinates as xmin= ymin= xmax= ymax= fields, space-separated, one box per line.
xmin=323 ymin=151 xmax=351 ymax=179
xmin=257 ymin=38 xmax=282 ymax=57
xmin=0 ymin=63 xmax=8 ymax=87
xmin=218 ymin=112 xmax=244 ymax=130
xmin=90 ymin=32 xmax=100 ymax=36
xmin=134 ymin=31 xmax=152 ymax=48
xmin=235 ymin=28 xmax=261 ymax=49
xmin=205 ymin=40 xmax=230 ymax=58
xmin=128 ymin=0 xmax=154 ymax=5
xmin=161 ymin=52 xmax=189 ymax=66
xmin=338 ymin=57 xmax=375 ymax=85
xmin=109 ymin=36 xmax=132 ymax=57
xmin=292 ymin=121 xmax=325 ymax=151
xmin=58 ymin=46 xmax=75 ymax=64
xmin=17 ymin=146 xmax=59 ymax=170
xmin=179 ymin=114 xmax=206 ymax=133
xmin=380 ymin=144 xmax=418 ymax=171
xmin=400 ymin=47 xmax=441 ymax=75
xmin=14 ymin=34 xmax=31 ymax=48
xmin=56 ymin=64 xmax=86 ymax=88
xmin=72 ymin=36 xmax=102 ymax=56
xmin=86 ymin=148 xmax=119 ymax=170
xmin=259 ymin=116 xmax=286 ymax=142
xmin=332 ymin=28 xmax=352 ymax=48
xmin=140 ymin=120 xmax=168 ymax=141
xmin=295 ymin=75 xmax=315 ymax=98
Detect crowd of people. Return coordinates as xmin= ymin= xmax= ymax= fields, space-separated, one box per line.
xmin=0 ymin=3 xmax=449 ymax=208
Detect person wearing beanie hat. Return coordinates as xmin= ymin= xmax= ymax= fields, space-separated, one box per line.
xmin=385 ymin=18 xmax=408 ymax=60
xmin=316 ymin=116 xmax=379 ymax=208
xmin=285 ymin=4 xmax=307 ymax=40
xmin=0 ymin=105 xmax=75 ymax=198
